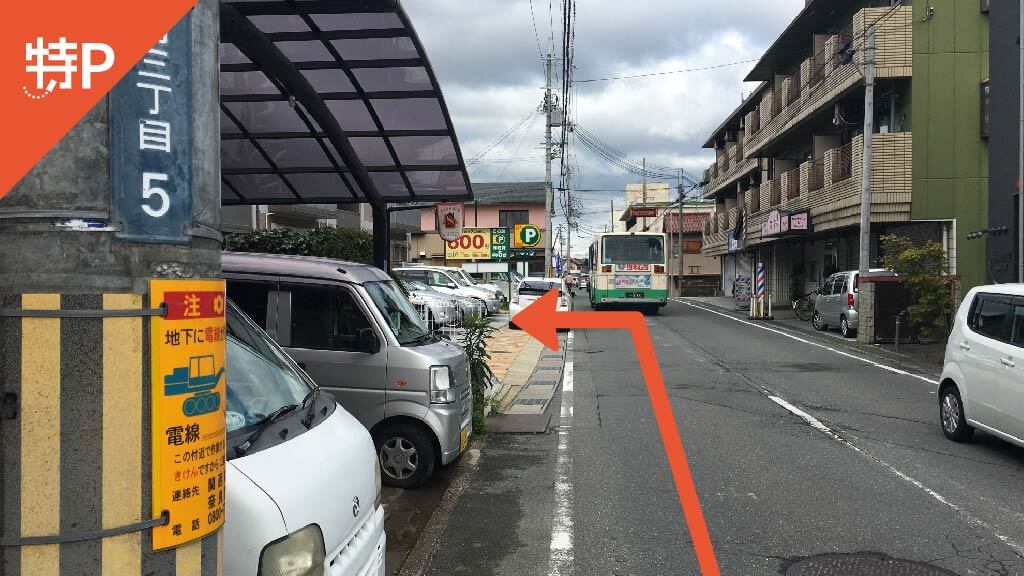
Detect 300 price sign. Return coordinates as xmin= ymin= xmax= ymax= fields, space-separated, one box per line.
xmin=445 ymin=227 xmax=509 ymax=260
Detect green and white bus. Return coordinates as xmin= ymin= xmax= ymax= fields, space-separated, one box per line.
xmin=587 ymin=232 xmax=668 ymax=312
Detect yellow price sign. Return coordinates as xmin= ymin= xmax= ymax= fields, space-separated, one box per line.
xmin=150 ymin=279 xmax=227 ymax=550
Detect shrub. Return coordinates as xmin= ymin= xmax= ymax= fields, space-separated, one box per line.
xmin=458 ymin=314 xmax=496 ymax=433
xmin=880 ymin=234 xmax=952 ymax=341
xmin=224 ymin=227 xmax=374 ymax=263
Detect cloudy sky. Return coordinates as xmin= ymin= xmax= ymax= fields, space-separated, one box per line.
xmin=403 ymin=0 xmax=804 ymax=255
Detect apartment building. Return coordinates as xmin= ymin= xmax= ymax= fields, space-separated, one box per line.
xmin=699 ymin=0 xmax=982 ymax=304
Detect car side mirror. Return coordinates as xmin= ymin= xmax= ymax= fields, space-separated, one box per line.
xmin=357 ymin=328 xmax=379 ymax=354
xmin=447 ymin=283 xmax=458 ymax=289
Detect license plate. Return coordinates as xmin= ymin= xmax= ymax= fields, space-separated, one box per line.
xmin=625 ymin=292 xmax=645 ymax=298
xmin=459 ymin=426 xmax=470 ymax=452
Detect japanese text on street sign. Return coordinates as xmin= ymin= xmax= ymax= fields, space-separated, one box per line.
xmin=150 ymin=279 xmax=226 ymax=550
xmin=446 ymin=227 xmax=509 ymax=260
xmin=23 ymin=37 xmax=115 ymax=99
xmin=513 ymin=224 xmax=542 ymax=248
xmin=110 ymin=15 xmax=193 ymax=244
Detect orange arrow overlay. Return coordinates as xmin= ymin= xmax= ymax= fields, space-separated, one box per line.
xmin=515 ymin=290 xmax=721 ymax=575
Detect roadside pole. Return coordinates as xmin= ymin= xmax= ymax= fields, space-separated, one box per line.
xmin=544 ymin=53 xmax=554 ymax=277
xmin=0 ymin=3 xmax=224 ymax=574
xmin=1019 ymin=0 xmax=1024 ymax=282
xmin=678 ymin=177 xmax=685 ymax=297
xmin=858 ymin=25 xmax=876 ymax=277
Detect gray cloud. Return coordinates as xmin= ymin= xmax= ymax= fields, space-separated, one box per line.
xmin=402 ymin=0 xmax=805 ymax=254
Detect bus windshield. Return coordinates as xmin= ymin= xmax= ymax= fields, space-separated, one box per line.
xmin=602 ymin=235 xmax=665 ymax=265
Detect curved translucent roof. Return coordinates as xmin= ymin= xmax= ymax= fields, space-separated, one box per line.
xmin=219 ymin=0 xmax=473 ymax=206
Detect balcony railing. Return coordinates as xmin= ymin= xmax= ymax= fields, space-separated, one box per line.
xmin=749 ymin=184 xmax=760 ymax=213
xmin=832 ymin=142 xmax=853 ymax=184
xmin=808 ymin=158 xmax=825 ymax=192
xmin=784 ymin=167 xmax=800 ymax=200
xmin=769 ymin=176 xmax=782 ymax=206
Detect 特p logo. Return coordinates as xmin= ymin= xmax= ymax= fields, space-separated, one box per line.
xmin=23 ymin=37 xmax=114 ymax=100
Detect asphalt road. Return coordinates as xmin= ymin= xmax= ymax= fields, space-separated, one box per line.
xmin=420 ymin=298 xmax=1024 ymax=576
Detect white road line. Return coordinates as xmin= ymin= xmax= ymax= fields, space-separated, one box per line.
xmin=674 ymin=300 xmax=1024 ymax=557
xmin=676 ymin=299 xmax=939 ymax=386
xmin=548 ymin=331 xmax=574 ymax=576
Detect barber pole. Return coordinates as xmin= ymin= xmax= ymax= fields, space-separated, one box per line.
xmin=756 ymin=263 xmax=766 ymax=301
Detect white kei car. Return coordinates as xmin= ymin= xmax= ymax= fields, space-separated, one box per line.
xmin=509 ymin=277 xmax=571 ymax=330
xmin=938 ymin=284 xmax=1024 ymax=446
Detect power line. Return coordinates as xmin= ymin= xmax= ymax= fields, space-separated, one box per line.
xmin=576 ymin=58 xmax=760 ymax=83
xmin=528 ymin=0 xmax=544 ymax=61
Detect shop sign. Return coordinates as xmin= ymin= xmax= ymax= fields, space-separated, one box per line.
xmin=435 ymin=202 xmax=465 ymax=241
xmin=727 ymin=229 xmax=746 ymax=252
xmin=150 ymin=279 xmax=227 ymax=550
xmin=789 ymin=211 xmax=810 ymax=231
xmin=761 ymin=210 xmax=784 ymax=237
xmin=630 ymin=206 xmax=658 ymax=218
xmin=446 ymin=227 xmax=509 ymax=260
xmin=762 ymin=209 xmax=812 ymax=238
xmin=513 ymin=224 xmax=542 ymax=248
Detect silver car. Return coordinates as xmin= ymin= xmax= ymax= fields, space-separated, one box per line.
xmin=395 ymin=267 xmax=501 ymax=315
xmin=405 ymin=279 xmax=484 ymax=321
xmin=812 ymin=268 xmax=894 ymax=338
xmin=224 ymin=253 xmax=473 ymax=489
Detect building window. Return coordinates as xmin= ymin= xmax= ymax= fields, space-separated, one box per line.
xmin=499 ymin=210 xmax=530 ymax=229
xmin=688 ymin=266 xmax=701 ymax=274
xmin=392 ymin=243 xmax=408 ymax=264
xmin=981 ymin=78 xmax=990 ymax=139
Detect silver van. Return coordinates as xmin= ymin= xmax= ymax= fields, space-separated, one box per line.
xmin=223 ymin=252 xmax=473 ymax=488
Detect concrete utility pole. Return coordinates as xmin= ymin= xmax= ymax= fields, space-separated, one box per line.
xmin=642 ymin=157 xmax=648 ymax=231
xmin=544 ymin=52 xmax=555 ymax=277
xmin=858 ymin=25 xmax=876 ymax=277
xmin=678 ymin=177 xmax=685 ymax=297
xmin=0 ymin=2 xmax=223 ymax=575
xmin=609 ymin=199 xmax=614 ymax=232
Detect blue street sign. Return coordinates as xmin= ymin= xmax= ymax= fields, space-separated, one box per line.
xmin=109 ymin=13 xmax=193 ymax=244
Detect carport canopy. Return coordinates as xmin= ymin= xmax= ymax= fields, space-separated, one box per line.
xmin=218 ymin=0 xmax=473 ymax=208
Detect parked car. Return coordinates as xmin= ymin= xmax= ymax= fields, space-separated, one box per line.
xmin=225 ymin=253 xmax=473 ymax=488
xmin=403 ymin=279 xmax=486 ymax=324
xmin=404 ymin=283 xmax=461 ymax=328
xmin=812 ymin=268 xmax=895 ymax=338
xmin=509 ymin=277 xmax=571 ymax=330
xmin=394 ymin=266 xmax=501 ymax=315
xmin=442 ymin=266 xmax=505 ymax=300
xmin=223 ymin=300 xmax=385 ymax=575
xmin=938 ymin=284 xmax=1024 ymax=446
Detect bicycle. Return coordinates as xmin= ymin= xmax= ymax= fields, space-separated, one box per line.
xmin=792 ymin=289 xmax=819 ymax=321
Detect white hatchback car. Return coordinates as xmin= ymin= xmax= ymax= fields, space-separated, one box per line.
xmin=939 ymin=284 xmax=1024 ymax=445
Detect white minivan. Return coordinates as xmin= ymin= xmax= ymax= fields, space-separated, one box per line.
xmin=224 ymin=300 xmax=385 ymax=575
xmin=938 ymin=284 xmax=1024 ymax=446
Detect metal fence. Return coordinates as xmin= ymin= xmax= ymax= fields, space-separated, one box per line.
xmin=412 ymin=300 xmax=464 ymax=333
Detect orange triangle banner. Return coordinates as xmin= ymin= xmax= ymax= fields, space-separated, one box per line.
xmin=0 ymin=0 xmax=198 ymax=198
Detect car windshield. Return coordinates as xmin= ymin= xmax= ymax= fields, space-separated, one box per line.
xmin=406 ymin=279 xmax=432 ymax=292
xmin=225 ymin=302 xmax=311 ymax=441
xmin=602 ymin=235 xmax=665 ymax=264
xmin=363 ymin=280 xmax=432 ymax=345
xmin=457 ymin=270 xmax=478 ymax=285
xmin=449 ymin=271 xmax=470 ymax=286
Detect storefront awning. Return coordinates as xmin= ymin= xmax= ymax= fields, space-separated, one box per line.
xmin=218 ymin=0 xmax=473 ymax=206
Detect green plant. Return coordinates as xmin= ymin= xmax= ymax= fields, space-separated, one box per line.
xmin=880 ymin=234 xmax=952 ymax=341
xmin=224 ymin=227 xmax=374 ymax=263
xmin=459 ymin=314 xmax=497 ymax=433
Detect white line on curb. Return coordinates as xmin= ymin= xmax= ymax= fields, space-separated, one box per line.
xmin=675 ymin=299 xmax=939 ymax=387
xmin=674 ymin=299 xmax=1024 ymax=557
xmin=548 ymin=331 xmax=574 ymax=576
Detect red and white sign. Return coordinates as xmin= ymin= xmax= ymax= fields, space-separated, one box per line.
xmin=435 ymin=202 xmax=464 ymax=242
xmin=616 ymin=264 xmax=650 ymax=272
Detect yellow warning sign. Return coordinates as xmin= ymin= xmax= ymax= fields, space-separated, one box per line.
xmin=150 ymin=279 xmax=227 ymax=550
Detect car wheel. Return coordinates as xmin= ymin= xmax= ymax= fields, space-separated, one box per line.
xmin=840 ymin=316 xmax=856 ymax=338
xmin=812 ymin=311 xmax=827 ymax=331
xmin=375 ymin=422 xmax=436 ymax=488
xmin=939 ymin=386 xmax=974 ymax=442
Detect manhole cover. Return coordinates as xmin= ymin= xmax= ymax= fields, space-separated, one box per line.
xmin=786 ymin=553 xmax=956 ymax=576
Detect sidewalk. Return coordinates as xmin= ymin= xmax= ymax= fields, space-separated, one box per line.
xmin=682 ymin=296 xmax=945 ymax=376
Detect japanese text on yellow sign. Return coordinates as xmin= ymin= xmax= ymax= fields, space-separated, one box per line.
xmin=446 ymin=227 xmax=492 ymax=260
xmin=150 ymin=279 xmax=227 ymax=550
